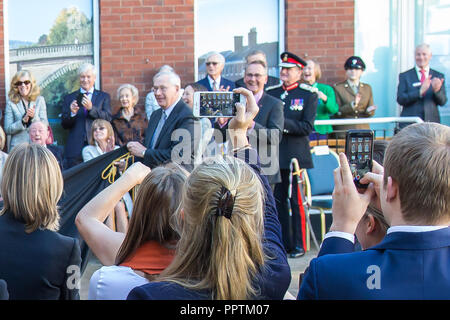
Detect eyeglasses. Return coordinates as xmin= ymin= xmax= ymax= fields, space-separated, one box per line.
xmin=153 ymin=86 xmax=171 ymax=93
xmin=206 ymin=62 xmax=219 ymax=66
xmin=245 ymin=73 xmax=264 ymax=79
xmin=93 ymin=126 xmax=106 ymax=132
xmin=14 ymin=80 xmax=31 ymax=87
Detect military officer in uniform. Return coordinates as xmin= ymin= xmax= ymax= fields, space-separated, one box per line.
xmin=333 ymin=56 xmax=376 ymax=135
xmin=267 ymin=52 xmax=318 ymax=258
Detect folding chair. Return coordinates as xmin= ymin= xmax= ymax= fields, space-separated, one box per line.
xmin=303 ymin=146 xmax=339 ymax=250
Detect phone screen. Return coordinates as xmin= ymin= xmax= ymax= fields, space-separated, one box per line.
xmin=198 ymin=92 xmax=239 ymax=117
xmin=345 ymin=130 xmax=374 ymax=188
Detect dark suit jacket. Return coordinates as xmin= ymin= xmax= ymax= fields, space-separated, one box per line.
xmin=47 ymin=144 xmax=64 ymax=169
xmin=142 ymin=99 xmax=196 ymax=170
xmin=235 ymin=75 xmax=281 ymax=91
xmin=0 ymin=280 xmax=8 ymax=300
xmin=250 ymin=93 xmax=284 ymax=184
xmin=397 ymin=68 xmax=447 ymax=123
xmin=61 ymin=89 xmax=112 ymax=162
xmin=298 ymin=228 xmax=450 ymax=300
xmin=196 ymin=76 xmax=235 ymax=91
xmin=0 ymin=211 xmax=81 ymax=300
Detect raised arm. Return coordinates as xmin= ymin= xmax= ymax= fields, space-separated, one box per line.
xmin=75 ymin=162 xmax=151 ymax=265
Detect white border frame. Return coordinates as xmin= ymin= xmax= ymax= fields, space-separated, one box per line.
xmin=193 ymin=0 xmax=285 ymax=81
xmin=2 ymin=0 xmax=101 ymax=94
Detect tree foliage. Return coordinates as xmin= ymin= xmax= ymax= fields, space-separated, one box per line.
xmin=47 ymin=7 xmax=92 ymax=45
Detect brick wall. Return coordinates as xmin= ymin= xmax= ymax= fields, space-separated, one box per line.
xmin=285 ymin=0 xmax=354 ymax=86
xmin=100 ymin=0 xmax=195 ymax=112
xmin=0 ymin=0 xmax=354 ymax=113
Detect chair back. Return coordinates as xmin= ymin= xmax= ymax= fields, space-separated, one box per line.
xmin=306 ymin=146 xmax=339 ymax=196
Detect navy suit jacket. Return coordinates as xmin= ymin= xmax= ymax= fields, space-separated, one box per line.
xmin=298 ymin=228 xmax=450 ymax=300
xmin=142 ymin=99 xmax=196 ymax=170
xmin=0 ymin=211 xmax=81 ymax=300
xmin=61 ymin=89 xmax=112 ymax=161
xmin=196 ymin=76 xmax=235 ymax=91
xmin=397 ymin=68 xmax=447 ymax=124
xmin=0 ymin=280 xmax=8 ymax=300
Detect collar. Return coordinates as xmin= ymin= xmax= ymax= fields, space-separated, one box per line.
xmin=282 ymin=82 xmax=299 ymax=91
xmin=254 ymin=90 xmax=264 ymax=104
xmin=387 ymin=225 xmax=447 ymax=234
xmin=80 ymin=88 xmax=94 ymax=95
xmin=161 ymin=96 xmax=180 ymax=118
xmin=208 ymin=75 xmax=221 ymax=89
xmin=346 ymin=79 xmax=360 ymax=88
xmin=415 ymin=65 xmax=430 ymax=73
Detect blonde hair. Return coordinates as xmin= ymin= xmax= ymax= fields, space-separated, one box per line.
xmin=384 ymin=123 xmax=450 ymax=224
xmin=0 ymin=126 xmax=6 ymax=150
xmin=306 ymin=59 xmax=322 ymax=81
xmin=158 ymin=155 xmax=266 ymax=300
xmin=8 ymin=70 xmax=41 ymax=104
xmin=0 ymin=143 xmax=63 ymax=233
xmin=89 ymin=119 xmax=114 ymax=146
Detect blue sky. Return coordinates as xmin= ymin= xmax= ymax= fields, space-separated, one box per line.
xmin=7 ymin=0 xmax=92 ymax=43
xmin=196 ymin=0 xmax=279 ymax=56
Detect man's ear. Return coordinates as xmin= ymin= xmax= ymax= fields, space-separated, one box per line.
xmin=386 ymin=176 xmax=398 ymax=203
xmin=366 ymin=214 xmax=376 ymax=234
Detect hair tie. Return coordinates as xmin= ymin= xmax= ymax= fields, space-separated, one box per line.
xmin=215 ymin=186 xmax=235 ymax=219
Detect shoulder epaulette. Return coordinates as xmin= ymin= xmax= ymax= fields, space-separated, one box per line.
xmin=265 ymin=83 xmax=283 ymax=91
xmin=299 ymin=83 xmax=318 ymax=93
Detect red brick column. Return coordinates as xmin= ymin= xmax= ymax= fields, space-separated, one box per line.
xmin=285 ymin=0 xmax=354 ymax=86
xmin=99 ymin=0 xmax=195 ymax=112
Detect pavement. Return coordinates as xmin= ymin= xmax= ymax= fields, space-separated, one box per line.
xmin=79 ymin=247 xmax=319 ymax=300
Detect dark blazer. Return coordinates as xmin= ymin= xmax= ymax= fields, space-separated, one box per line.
xmin=61 ymin=89 xmax=112 ymax=163
xmin=397 ymin=68 xmax=447 ymax=124
xmin=298 ymin=228 xmax=450 ymax=300
xmin=196 ymin=76 xmax=235 ymax=91
xmin=0 ymin=211 xmax=81 ymax=300
xmin=47 ymin=144 xmax=64 ymax=169
xmin=235 ymin=75 xmax=281 ymax=91
xmin=250 ymin=93 xmax=284 ymax=184
xmin=0 ymin=280 xmax=8 ymax=300
xmin=267 ymin=85 xmax=318 ymax=169
xmin=142 ymin=99 xmax=196 ymax=170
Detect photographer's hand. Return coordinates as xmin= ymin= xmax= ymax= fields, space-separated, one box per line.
xmin=329 ymin=153 xmax=375 ymax=234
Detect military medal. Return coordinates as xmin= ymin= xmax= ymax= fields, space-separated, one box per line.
xmin=290 ymin=98 xmax=303 ymax=111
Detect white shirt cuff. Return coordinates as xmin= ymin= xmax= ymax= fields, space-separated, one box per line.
xmin=323 ymin=231 xmax=355 ymax=244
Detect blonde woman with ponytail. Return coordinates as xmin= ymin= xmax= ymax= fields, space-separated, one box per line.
xmin=128 ymin=88 xmax=291 ymax=300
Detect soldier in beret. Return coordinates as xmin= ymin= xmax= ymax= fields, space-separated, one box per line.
xmin=333 ymin=56 xmax=376 ymax=134
xmin=267 ymin=51 xmax=318 ymax=258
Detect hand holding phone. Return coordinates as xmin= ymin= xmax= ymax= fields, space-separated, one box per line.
xmin=76 ymin=92 xmax=85 ymax=107
xmin=193 ymin=91 xmax=246 ymax=118
xmin=345 ymin=129 xmax=374 ymax=189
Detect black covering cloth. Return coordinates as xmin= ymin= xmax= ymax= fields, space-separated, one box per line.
xmin=58 ymin=146 xmax=131 ymax=273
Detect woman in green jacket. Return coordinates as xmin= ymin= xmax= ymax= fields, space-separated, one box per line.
xmin=302 ymin=59 xmax=339 ymax=139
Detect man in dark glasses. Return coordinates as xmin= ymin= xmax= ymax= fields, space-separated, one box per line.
xmin=196 ymin=52 xmax=235 ymax=92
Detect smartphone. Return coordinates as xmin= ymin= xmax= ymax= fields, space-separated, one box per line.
xmin=76 ymin=92 xmax=85 ymax=107
xmin=192 ymin=91 xmax=245 ymax=118
xmin=345 ymin=129 xmax=374 ymax=189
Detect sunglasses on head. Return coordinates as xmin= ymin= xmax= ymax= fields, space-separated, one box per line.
xmin=206 ymin=62 xmax=219 ymax=66
xmin=14 ymin=80 xmax=31 ymax=87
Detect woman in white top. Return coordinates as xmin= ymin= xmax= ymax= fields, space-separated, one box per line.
xmin=81 ymin=119 xmax=127 ymax=232
xmin=4 ymin=70 xmax=48 ymax=152
xmin=76 ymin=161 xmax=187 ymax=300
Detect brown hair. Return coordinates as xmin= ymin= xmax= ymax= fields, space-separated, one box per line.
xmin=115 ymin=163 xmax=188 ymax=266
xmin=0 ymin=143 xmax=63 ymax=233
xmin=8 ymin=70 xmax=41 ymax=104
xmin=89 ymin=119 xmax=115 ymax=146
xmin=245 ymin=60 xmax=268 ymax=73
xmin=383 ymin=123 xmax=450 ymax=224
xmin=157 ymin=155 xmax=266 ymax=300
